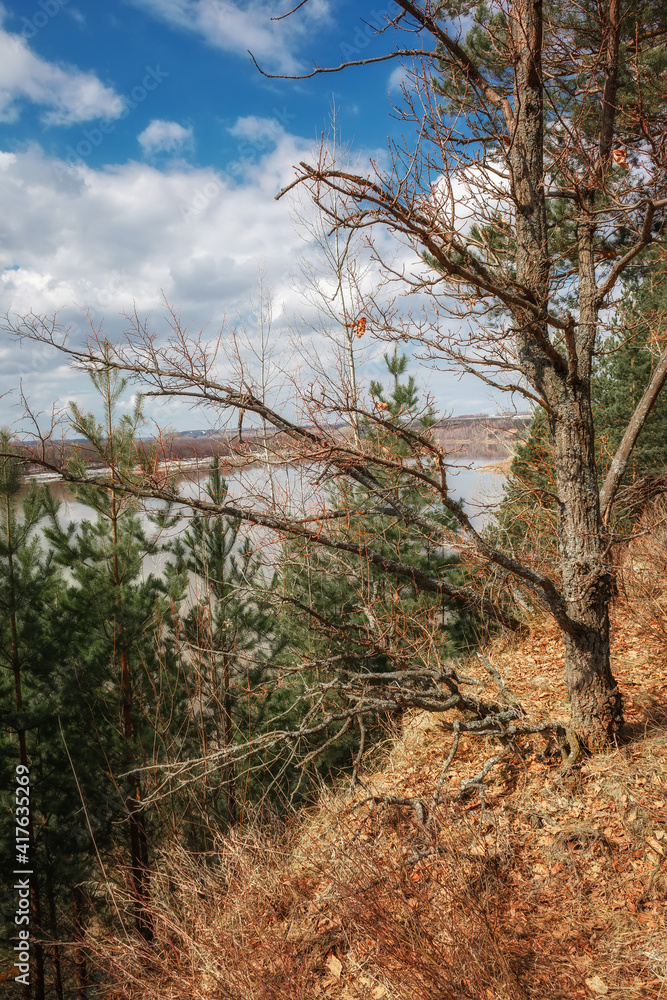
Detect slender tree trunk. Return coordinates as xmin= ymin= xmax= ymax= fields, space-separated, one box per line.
xmin=31 ymin=879 xmax=45 ymax=1000
xmin=72 ymin=888 xmax=87 ymax=1000
xmin=46 ymin=879 xmax=64 ymax=1000
xmin=599 ymin=343 xmax=667 ymax=518
xmin=221 ymin=652 xmax=238 ymax=825
xmin=120 ymin=646 xmax=154 ymax=944
xmin=111 ymin=465 xmax=153 ymax=944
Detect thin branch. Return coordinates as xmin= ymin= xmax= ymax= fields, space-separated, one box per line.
xmin=271 ymin=0 xmax=310 ymax=21
xmin=392 ymin=0 xmax=514 ymax=126
xmin=248 ymin=48 xmax=430 ymax=80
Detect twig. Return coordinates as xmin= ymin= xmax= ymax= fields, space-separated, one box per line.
xmin=477 ymin=653 xmax=525 ymax=714
xmin=430 ymin=720 xmax=461 ymax=818
xmin=350 ymin=714 xmax=367 ymax=795
xmin=637 ymin=856 xmax=665 ymax=908
xmin=458 ymin=749 xmax=510 ymax=798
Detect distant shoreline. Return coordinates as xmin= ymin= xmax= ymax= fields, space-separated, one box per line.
xmin=20 ymin=412 xmax=527 ymax=483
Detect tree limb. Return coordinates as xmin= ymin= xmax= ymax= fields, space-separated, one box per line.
xmin=599 ymin=343 xmax=667 ymax=520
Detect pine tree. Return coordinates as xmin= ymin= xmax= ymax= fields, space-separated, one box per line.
xmin=168 ymin=456 xmax=286 ymax=830
xmin=45 ymin=359 xmax=182 ymax=944
xmin=0 ymin=433 xmax=53 ymax=999
xmin=594 ymin=265 xmax=667 ymax=477
xmin=280 ymin=351 xmax=475 ymax=784
xmin=490 ymin=408 xmax=558 ymax=568
xmin=0 ymin=436 xmax=111 ymax=999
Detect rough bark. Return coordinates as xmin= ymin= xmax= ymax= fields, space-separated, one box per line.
xmin=508 ymin=0 xmax=623 ymax=747
xmin=553 ymin=383 xmax=622 ymax=746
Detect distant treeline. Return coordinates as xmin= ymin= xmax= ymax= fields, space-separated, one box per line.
xmin=20 ymin=413 xmax=531 ymax=475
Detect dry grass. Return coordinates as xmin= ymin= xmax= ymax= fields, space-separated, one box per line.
xmin=618 ymin=497 xmax=667 ymax=656
xmin=88 ymin=560 xmax=667 ymax=1000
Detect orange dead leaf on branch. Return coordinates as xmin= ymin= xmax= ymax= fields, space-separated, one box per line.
xmin=346 ymin=316 xmax=367 ymax=337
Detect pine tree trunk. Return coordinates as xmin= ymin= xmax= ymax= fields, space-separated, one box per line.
xmin=553 ymin=389 xmax=623 ymax=747
xmin=121 ymin=647 xmax=154 ymax=944
xmin=72 ymin=888 xmax=87 ymax=1000
xmin=47 ymin=880 xmax=64 ymax=1000
xmin=222 ymin=652 xmax=238 ymax=826
xmin=508 ymin=0 xmax=623 ymax=748
xmin=128 ymin=785 xmax=153 ymax=943
xmin=31 ymin=879 xmax=45 ymax=1000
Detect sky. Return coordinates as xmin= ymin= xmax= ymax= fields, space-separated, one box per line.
xmin=0 ymin=0 xmax=506 ymax=435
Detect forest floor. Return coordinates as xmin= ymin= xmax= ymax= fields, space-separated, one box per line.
xmin=101 ymin=599 xmax=667 ymax=1000
xmin=272 ymin=611 xmax=667 ymax=1000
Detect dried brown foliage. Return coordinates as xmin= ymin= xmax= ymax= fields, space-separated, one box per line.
xmin=83 ymin=603 xmax=667 ymax=1000
xmin=617 ymin=496 xmax=667 ymax=655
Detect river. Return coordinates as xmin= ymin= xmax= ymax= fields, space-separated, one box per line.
xmin=23 ymin=457 xmax=509 ymax=576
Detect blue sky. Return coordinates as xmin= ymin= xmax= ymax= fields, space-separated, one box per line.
xmin=6 ymin=1 xmax=400 ymax=169
xmin=0 ymin=1 xmax=503 ymax=432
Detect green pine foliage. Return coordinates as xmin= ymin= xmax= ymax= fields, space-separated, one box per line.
xmin=489 ymin=408 xmax=558 ymax=565
xmin=167 ymin=456 xmax=289 ymax=828
xmin=494 ymin=264 xmax=667 ymax=564
xmin=365 ymin=347 xmax=475 ymax=650
xmin=0 ymin=433 xmax=113 ymax=997
xmin=593 ymin=268 xmax=667 ymax=477
xmin=43 ymin=363 xmax=186 ymax=945
xmin=46 ymin=366 xmax=184 ymax=778
xmin=431 ymin=1 xmax=667 ymax=298
xmin=280 ymin=350 xmax=480 ymax=786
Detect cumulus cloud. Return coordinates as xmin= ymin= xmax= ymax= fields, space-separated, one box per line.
xmin=0 ymin=133 xmax=319 ymax=425
xmin=138 ymin=119 xmax=194 ymax=155
xmin=0 ymin=142 xmax=311 ymax=317
xmin=0 ymin=18 xmax=123 ymax=124
xmin=0 ymin=126 xmax=500 ymax=428
xmin=228 ymin=115 xmax=284 ymax=143
xmin=129 ymin=0 xmax=331 ymax=73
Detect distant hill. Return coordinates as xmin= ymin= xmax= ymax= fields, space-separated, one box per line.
xmin=433 ymin=412 xmax=532 ymax=458
xmin=168 ymin=413 xmax=532 ymax=461
xmin=21 ymin=412 xmax=532 ymax=476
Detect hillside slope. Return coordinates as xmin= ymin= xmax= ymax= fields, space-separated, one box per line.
xmin=90 ymin=597 xmax=667 ymax=1000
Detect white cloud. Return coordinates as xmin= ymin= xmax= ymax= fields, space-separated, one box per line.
xmin=388 ymin=65 xmax=409 ymax=92
xmin=228 ymin=115 xmax=283 ymax=142
xmin=0 ymin=134 xmax=503 ymax=429
xmin=129 ymin=0 xmax=331 ymax=73
xmin=0 ymin=142 xmax=307 ymax=318
xmin=0 ymin=18 xmax=123 ymax=124
xmin=0 ymin=136 xmax=317 ymax=425
xmin=138 ymin=119 xmax=194 ymax=155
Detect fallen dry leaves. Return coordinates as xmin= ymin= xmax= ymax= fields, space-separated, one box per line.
xmin=275 ymin=604 xmax=667 ymax=999
xmin=84 ymin=602 xmax=667 ymax=1000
